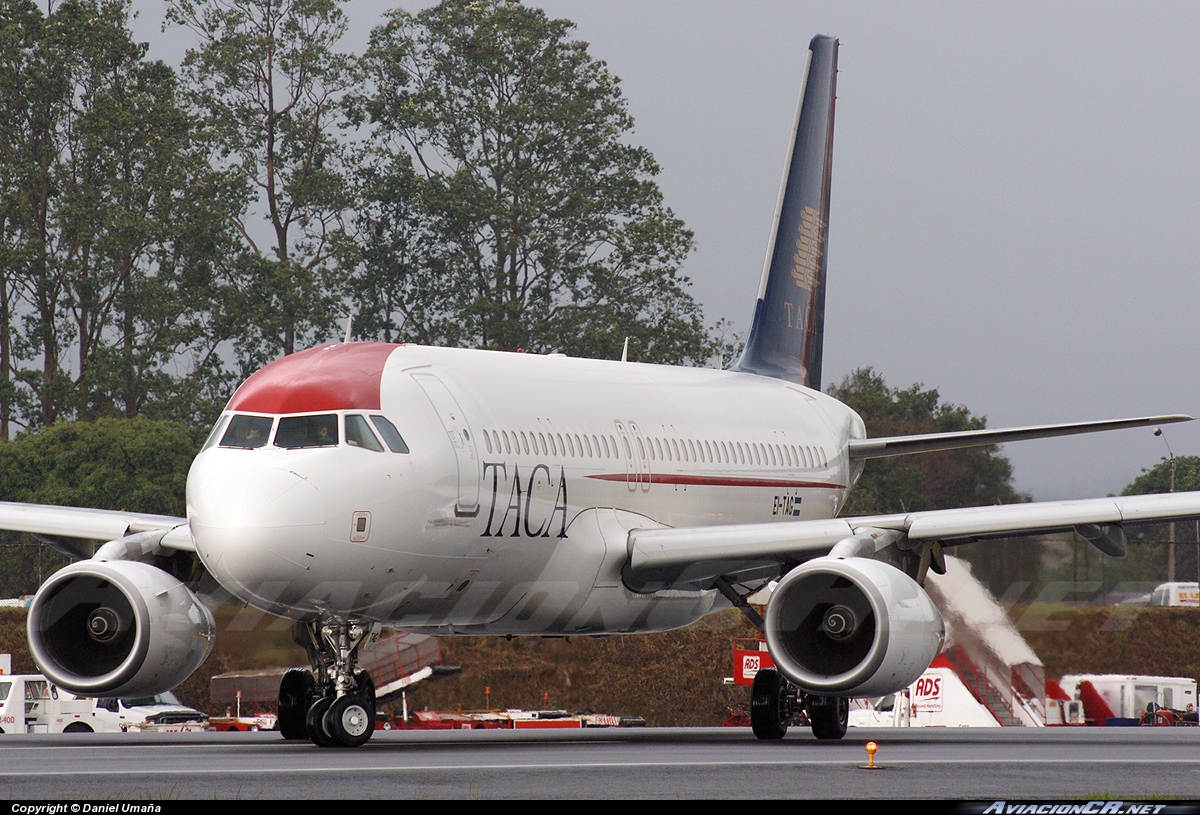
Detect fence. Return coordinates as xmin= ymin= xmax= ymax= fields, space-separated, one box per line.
xmin=0 ymin=541 xmax=70 ymax=601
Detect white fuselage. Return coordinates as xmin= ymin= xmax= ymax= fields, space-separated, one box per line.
xmin=186 ymin=344 xmax=864 ymax=636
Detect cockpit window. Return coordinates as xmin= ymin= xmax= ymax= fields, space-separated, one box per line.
xmin=369 ymin=415 xmax=410 ymax=453
xmin=345 ymin=415 xmax=384 ymax=452
xmin=220 ymin=415 xmax=273 ymax=449
xmin=275 ymin=414 xmax=338 ymax=449
xmin=202 ymin=415 xmax=231 ymax=452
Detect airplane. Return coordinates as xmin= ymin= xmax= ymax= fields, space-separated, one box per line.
xmin=3 ymin=34 xmax=1200 ymax=747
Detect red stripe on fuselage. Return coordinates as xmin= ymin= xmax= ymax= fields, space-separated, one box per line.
xmin=585 ymin=473 xmax=846 ymax=489
xmin=225 ymin=342 xmax=399 ymax=414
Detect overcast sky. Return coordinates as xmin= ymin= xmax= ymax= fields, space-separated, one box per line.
xmin=132 ymin=1 xmax=1200 ymax=501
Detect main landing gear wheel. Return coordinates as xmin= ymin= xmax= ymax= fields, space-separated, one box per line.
xmin=808 ymin=695 xmax=849 ymax=740
xmin=324 ymin=695 xmax=373 ymax=748
xmin=306 ymin=696 xmax=338 ymax=747
xmin=750 ymin=667 xmax=790 ymax=740
xmin=278 ymin=668 xmax=316 ymax=740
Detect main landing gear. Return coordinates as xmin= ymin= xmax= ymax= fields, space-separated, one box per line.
xmin=749 ymin=667 xmax=848 ymax=741
xmin=279 ymin=618 xmax=379 ymax=747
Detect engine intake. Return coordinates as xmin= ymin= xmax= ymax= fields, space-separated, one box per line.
xmin=764 ymin=556 xmax=944 ymax=697
xmin=27 ymin=560 xmax=215 ymax=697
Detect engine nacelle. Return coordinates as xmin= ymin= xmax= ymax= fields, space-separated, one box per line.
xmin=764 ymin=556 xmax=944 ymax=698
xmin=27 ymin=559 xmax=216 ymax=697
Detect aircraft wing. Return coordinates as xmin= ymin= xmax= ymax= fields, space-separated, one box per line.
xmin=0 ymin=501 xmax=192 ymax=557
xmin=625 ymin=491 xmax=1200 ymax=590
xmin=848 ymin=414 xmax=1192 ymax=460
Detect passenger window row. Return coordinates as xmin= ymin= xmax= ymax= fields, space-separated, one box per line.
xmin=481 ymin=427 xmax=827 ymax=470
xmin=484 ymin=429 xmax=620 ymax=461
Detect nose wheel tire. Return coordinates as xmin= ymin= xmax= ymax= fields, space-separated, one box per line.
xmin=305 ymin=696 xmax=338 ymax=747
xmin=324 ymin=695 xmax=373 ymax=747
xmin=808 ymin=695 xmax=849 ymax=740
xmin=750 ymin=667 xmax=790 ymax=740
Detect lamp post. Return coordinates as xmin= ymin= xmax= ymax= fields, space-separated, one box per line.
xmin=1154 ymin=428 xmax=1177 ymax=583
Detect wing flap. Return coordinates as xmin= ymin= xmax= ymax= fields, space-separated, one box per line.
xmin=628 ymin=518 xmax=858 ymax=572
xmin=624 ymin=491 xmax=1200 ymax=589
xmin=906 ymin=492 xmax=1200 ymax=542
xmin=626 ymin=519 xmax=857 ymax=592
xmin=905 ymin=500 xmax=1122 ymax=540
xmin=1114 ymin=492 xmax=1200 ymax=523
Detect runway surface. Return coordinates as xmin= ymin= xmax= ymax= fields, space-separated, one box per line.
xmin=2 ymin=726 xmax=1199 ymax=800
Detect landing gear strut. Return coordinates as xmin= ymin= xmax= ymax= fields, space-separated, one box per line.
xmin=749 ymin=668 xmax=848 ymax=741
xmin=278 ymin=618 xmax=379 ymax=747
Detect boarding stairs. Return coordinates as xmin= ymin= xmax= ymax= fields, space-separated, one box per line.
xmin=925 ymin=556 xmax=1046 ymax=726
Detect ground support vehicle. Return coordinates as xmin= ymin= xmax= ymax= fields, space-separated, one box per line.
xmin=1151 ymin=583 xmax=1199 ymax=607
xmin=383 ymin=708 xmax=639 ymax=730
xmin=1 ymin=671 xmax=207 ymax=734
xmin=0 ymin=674 xmax=91 ymax=733
xmin=1054 ymin=675 xmax=1198 ymax=726
xmin=208 ymin=714 xmax=277 ymax=731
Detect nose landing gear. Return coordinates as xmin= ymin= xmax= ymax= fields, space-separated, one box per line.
xmin=279 ymin=618 xmax=379 ymax=747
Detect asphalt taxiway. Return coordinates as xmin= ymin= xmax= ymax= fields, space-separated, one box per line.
xmin=2 ymin=727 xmax=1198 ymax=800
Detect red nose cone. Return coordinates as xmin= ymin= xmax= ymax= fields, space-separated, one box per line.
xmin=226 ymin=343 xmax=398 ymax=414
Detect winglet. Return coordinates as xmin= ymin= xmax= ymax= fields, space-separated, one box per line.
xmin=732 ymin=35 xmax=838 ymax=390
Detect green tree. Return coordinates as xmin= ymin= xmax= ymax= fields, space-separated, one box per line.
xmin=348 ymin=0 xmax=714 ymax=364
xmin=1124 ymin=455 xmax=1200 ymax=497
xmin=0 ymin=0 xmax=248 ymax=430
xmin=829 ymin=368 xmax=1038 ymax=595
xmin=1114 ymin=455 xmax=1200 ymax=588
xmin=0 ymin=418 xmax=204 ymax=515
xmin=0 ymin=418 xmax=206 ymax=595
xmin=0 ymin=0 xmax=46 ymax=436
xmin=168 ymin=0 xmax=355 ymax=366
xmin=829 ymin=368 xmax=1026 ymax=514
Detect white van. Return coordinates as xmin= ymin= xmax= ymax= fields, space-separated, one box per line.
xmin=1151 ymin=583 xmax=1199 ymax=607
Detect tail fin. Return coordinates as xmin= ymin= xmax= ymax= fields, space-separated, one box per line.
xmin=732 ymin=35 xmax=838 ymax=390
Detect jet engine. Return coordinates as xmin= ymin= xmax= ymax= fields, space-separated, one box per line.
xmin=764 ymin=556 xmax=944 ymax=698
xmin=27 ymin=560 xmax=215 ymax=697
